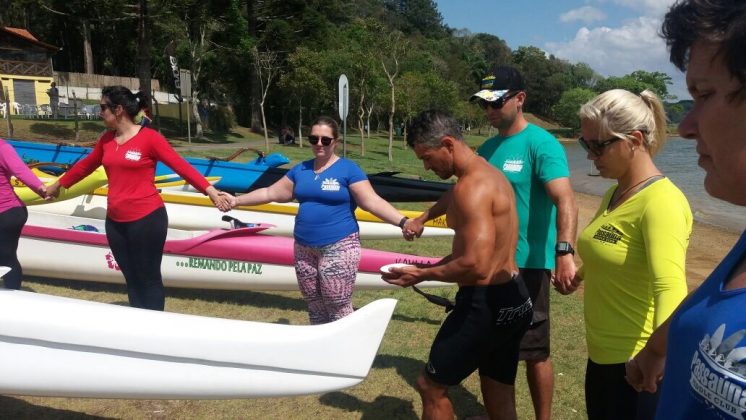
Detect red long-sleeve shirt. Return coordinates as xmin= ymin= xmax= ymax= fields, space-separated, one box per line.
xmin=60 ymin=127 xmax=211 ymax=222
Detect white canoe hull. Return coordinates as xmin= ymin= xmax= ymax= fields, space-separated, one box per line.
xmin=0 ymin=288 xmax=397 ymax=398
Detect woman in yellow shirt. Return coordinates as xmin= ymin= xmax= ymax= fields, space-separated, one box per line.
xmin=564 ymin=89 xmax=692 ymax=420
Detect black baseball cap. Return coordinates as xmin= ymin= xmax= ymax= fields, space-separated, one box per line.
xmin=470 ymin=66 xmax=525 ymax=102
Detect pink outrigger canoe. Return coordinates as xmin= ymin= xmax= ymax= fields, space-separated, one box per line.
xmin=18 ymin=212 xmax=448 ymax=290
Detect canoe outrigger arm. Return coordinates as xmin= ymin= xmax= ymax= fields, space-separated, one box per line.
xmin=206 ymin=148 xmax=265 ymax=162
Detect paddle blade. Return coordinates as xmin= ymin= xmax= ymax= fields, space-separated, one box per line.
xmin=221 ymin=215 xmax=252 ymax=229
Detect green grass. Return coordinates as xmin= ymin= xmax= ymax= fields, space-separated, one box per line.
xmin=1 ymin=123 xmax=589 ymax=419
xmin=0 ymin=115 xmax=264 ymax=145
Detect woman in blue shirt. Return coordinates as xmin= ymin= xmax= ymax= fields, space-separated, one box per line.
xmin=626 ymin=1 xmax=746 ymax=418
xmin=225 ymin=116 xmax=409 ymax=324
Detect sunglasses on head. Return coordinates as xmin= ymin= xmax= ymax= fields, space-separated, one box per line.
xmin=477 ymin=91 xmax=520 ymax=110
xmin=308 ymin=135 xmax=334 ymax=146
xmin=577 ymin=136 xmax=624 ymax=157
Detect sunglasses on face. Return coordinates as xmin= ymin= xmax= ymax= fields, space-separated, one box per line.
xmin=99 ymin=103 xmax=117 ymax=113
xmin=477 ymin=91 xmax=520 ymax=110
xmin=308 ymin=135 xmax=334 ymax=146
xmin=578 ymin=136 xmax=624 ymax=157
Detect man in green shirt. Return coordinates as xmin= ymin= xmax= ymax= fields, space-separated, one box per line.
xmin=407 ymin=66 xmax=577 ymax=420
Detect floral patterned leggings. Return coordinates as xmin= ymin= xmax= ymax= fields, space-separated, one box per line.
xmin=294 ymin=232 xmax=361 ymax=324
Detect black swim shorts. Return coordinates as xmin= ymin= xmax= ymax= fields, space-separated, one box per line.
xmin=518 ymin=268 xmax=551 ymax=361
xmin=425 ymin=275 xmax=533 ymax=386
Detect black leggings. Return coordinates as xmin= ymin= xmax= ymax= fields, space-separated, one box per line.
xmin=105 ymin=207 xmax=168 ymax=311
xmin=585 ymin=359 xmax=659 ymax=420
xmin=0 ymin=206 xmax=27 ymax=290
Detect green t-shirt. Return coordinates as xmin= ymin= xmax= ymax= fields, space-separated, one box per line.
xmin=477 ymin=123 xmax=569 ymax=269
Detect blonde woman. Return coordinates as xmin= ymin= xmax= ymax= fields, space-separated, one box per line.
xmin=564 ymin=89 xmax=692 ymax=419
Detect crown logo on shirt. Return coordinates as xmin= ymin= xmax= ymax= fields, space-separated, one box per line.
xmin=321 ymin=178 xmax=340 ymax=191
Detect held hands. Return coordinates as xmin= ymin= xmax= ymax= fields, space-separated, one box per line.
xmin=37 ymin=184 xmax=49 ymax=200
xmin=402 ymin=218 xmax=425 ymax=241
xmin=553 ymin=273 xmax=582 ymax=295
xmin=44 ymin=182 xmax=61 ymax=200
xmin=625 ymin=346 xmax=665 ymax=393
xmin=552 ymin=254 xmax=578 ymax=294
xmin=206 ymin=187 xmax=233 ymax=212
xmin=217 ymin=191 xmax=238 ymax=211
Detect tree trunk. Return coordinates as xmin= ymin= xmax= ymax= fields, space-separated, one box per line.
xmin=297 ymin=100 xmax=303 ymax=149
xmin=387 ymin=83 xmax=395 ymax=161
xmin=82 ymin=20 xmax=94 ymax=74
xmin=246 ymin=1 xmax=262 ymax=131
xmin=260 ymin=100 xmax=269 ymax=151
xmin=358 ymin=90 xmax=365 ymax=156
xmin=136 ymin=0 xmax=152 ymax=109
xmin=365 ymin=103 xmax=373 ymax=143
xmin=192 ymin=93 xmax=203 ymax=138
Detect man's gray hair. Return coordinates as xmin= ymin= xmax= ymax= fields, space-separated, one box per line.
xmin=406 ymin=110 xmax=463 ymax=149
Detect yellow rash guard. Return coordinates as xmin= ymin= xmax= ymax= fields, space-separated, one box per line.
xmin=577 ymin=177 xmax=692 ymax=364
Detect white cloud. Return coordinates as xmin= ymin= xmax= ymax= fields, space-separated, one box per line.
xmin=560 ymin=6 xmax=607 ymax=24
xmin=545 ymin=15 xmax=688 ymax=99
xmin=610 ymin=0 xmax=674 ymax=16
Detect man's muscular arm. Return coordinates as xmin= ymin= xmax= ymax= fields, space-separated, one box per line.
xmin=404 ymin=188 xmax=452 ymax=238
xmin=385 ymin=180 xmax=508 ymax=286
xmin=545 ymin=177 xmax=578 ymax=293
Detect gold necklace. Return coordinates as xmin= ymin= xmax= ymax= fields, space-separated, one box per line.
xmin=609 ymin=174 xmax=663 ymax=209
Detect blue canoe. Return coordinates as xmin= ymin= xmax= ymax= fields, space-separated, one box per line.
xmin=9 ymin=139 xmax=452 ymax=201
xmin=8 ymin=139 xmax=290 ymax=194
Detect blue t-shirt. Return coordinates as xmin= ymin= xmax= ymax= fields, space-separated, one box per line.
xmin=286 ymin=157 xmax=367 ymax=246
xmin=477 ymin=123 xmax=570 ymax=269
xmin=656 ymin=229 xmax=746 ymax=419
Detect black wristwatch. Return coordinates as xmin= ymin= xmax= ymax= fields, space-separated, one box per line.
xmin=555 ymin=241 xmax=575 ymax=256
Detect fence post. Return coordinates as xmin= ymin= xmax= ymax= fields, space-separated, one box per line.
xmin=3 ymin=87 xmax=12 ymax=138
xmin=73 ymin=91 xmax=79 ymax=142
xmin=152 ymin=89 xmax=160 ymax=133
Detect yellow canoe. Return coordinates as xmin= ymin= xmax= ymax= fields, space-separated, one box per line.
xmin=92 ymin=186 xmax=449 ymax=229
xmin=14 ymin=167 xmax=109 ymax=206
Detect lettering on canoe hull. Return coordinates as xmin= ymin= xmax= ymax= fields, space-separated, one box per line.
xmin=105 ymin=252 xmax=121 ymax=271
xmin=395 ymin=258 xmax=438 ymax=266
xmin=429 ymin=216 xmax=448 ymax=228
xmin=176 ymin=257 xmax=263 ymax=275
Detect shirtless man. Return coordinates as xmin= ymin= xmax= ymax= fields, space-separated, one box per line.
xmin=383 ymin=110 xmax=532 ymax=420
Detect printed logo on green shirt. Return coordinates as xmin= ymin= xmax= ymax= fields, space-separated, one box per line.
xmin=502 ymin=159 xmax=523 ymax=173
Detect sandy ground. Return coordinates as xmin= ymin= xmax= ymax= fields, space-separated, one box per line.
xmin=575 ymin=192 xmax=741 ymax=291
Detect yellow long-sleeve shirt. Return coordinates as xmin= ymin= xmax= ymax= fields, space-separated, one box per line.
xmin=578 ymin=177 xmax=692 ymax=364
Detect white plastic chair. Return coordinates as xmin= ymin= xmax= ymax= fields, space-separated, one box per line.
xmin=38 ymin=104 xmax=52 ymax=118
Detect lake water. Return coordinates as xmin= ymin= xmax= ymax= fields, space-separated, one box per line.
xmin=565 ymin=138 xmax=746 ymax=233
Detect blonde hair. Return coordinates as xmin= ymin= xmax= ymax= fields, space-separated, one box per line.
xmin=578 ymin=89 xmax=668 ymax=157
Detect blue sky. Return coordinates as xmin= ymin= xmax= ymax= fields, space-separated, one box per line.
xmin=434 ymin=0 xmax=689 ymax=100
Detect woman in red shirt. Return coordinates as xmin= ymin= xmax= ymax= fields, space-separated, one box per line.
xmin=47 ymin=86 xmax=227 ymax=310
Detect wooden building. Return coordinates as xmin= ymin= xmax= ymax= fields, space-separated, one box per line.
xmin=0 ymin=27 xmax=58 ymax=113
